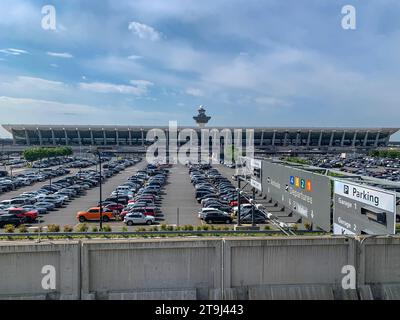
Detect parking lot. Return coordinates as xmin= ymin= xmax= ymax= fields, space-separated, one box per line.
xmin=161 ymin=164 xmax=201 ymax=226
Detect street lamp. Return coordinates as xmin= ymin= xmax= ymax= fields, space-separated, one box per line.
xmin=98 ymin=151 xmax=103 ymax=231
xmin=237 ymin=178 xmax=241 ymax=227
xmin=88 ymin=149 xmax=103 ymax=230
xmin=251 ymin=188 xmax=256 ymax=227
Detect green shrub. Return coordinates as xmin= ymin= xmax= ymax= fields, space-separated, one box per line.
xmin=202 ymin=224 xmax=210 ymax=231
xmin=18 ymin=225 xmax=28 ymax=233
xmin=63 ymin=225 xmax=73 ymax=233
xmin=160 ymin=224 xmax=167 ymax=231
xmin=102 ymin=225 xmax=112 ymax=232
xmin=291 ymin=224 xmax=298 ymax=231
xmin=76 ymin=223 xmax=88 ymax=232
xmin=167 ymin=225 xmax=174 ymax=231
xmin=196 ymin=226 xmax=202 ymax=231
xmin=47 ymin=225 xmax=60 ymax=233
xmin=304 ymin=223 xmax=312 ymax=231
xmin=4 ymin=224 xmax=15 ymax=233
xmin=264 ymin=225 xmax=271 ymax=230
xmin=121 ymin=226 xmax=128 ymax=232
xmin=150 ymin=226 xmax=159 ymax=232
xmin=91 ymin=226 xmax=98 ymax=233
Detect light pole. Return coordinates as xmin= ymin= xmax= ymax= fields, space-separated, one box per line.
xmin=251 ymin=188 xmax=256 ymax=227
xmin=98 ymin=151 xmax=103 ymax=231
xmin=237 ymin=178 xmax=241 ymax=226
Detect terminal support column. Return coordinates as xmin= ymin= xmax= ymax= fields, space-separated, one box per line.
xmin=51 ymin=129 xmax=56 ymax=145
xmin=340 ymin=131 xmax=346 ymax=147
xmin=64 ymin=129 xmax=69 ymax=146
xmin=283 ymin=132 xmax=288 ymax=147
xmin=37 ymin=129 xmax=43 ymax=146
xmin=103 ymin=129 xmax=107 ymax=145
xmin=363 ymin=131 xmax=369 ymax=147
xmin=90 ymin=130 xmax=94 ymax=145
xmin=306 ymin=130 xmax=312 ymax=147
xmin=352 ymin=132 xmax=357 ymax=147
xmin=128 ymin=129 xmax=132 ymax=146
xmin=271 ymin=131 xmax=276 ymax=147
xmin=329 ymin=131 xmax=335 ymax=147
xmin=25 ymin=129 xmax=30 ymax=146
xmin=318 ymin=131 xmax=323 ymax=147
xmin=374 ymin=131 xmax=381 ymax=148
xmin=115 ymin=129 xmax=119 ymax=146
xmin=260 ymin=130 xmax=264 ymax=147
xmin=77 ymin=129 xmax=82 ymax=146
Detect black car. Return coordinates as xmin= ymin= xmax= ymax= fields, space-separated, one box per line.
xmin=203 ymin=211 xmax=233 ymax=224
xmin=0 ymin=214 xmax=23 ymax=227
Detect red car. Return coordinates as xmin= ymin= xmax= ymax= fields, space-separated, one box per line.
xmin=120 ymin=207 xmax=157 ymax=219
xmin=105 ymin=203 xmax=124 ymax=212
xmin=230 ymin=198 xmax=249 ymax=207
xmin=8 ymin=208 xmax=39 ymax=223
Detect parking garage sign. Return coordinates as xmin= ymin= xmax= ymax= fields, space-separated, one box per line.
xmin=333 ymin=180 xmax=397 ymax=235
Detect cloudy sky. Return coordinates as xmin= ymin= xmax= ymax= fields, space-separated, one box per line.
xmin=0 ymin=0 xmax=400 ymax=139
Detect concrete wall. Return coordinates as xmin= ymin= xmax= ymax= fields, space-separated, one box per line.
xmin=80 ymin=238 xmax=222 ymax=300
xmin=0 ymin=241 xmax=80 ymax=300
xmin=0 ymin=236 xmax=400 ymax=300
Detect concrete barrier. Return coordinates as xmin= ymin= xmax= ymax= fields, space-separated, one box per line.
xmin=80 ymin=238 xmax=222 ymax=300
xmin=0 ymin=236 xmax=400 ymax=299
xmin=0 ymin=241 xmax=80 ymax=300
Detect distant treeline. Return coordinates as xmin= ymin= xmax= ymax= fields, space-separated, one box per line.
xmin=282 ymin=157 xmax=311 ymax=165
xmin=23 ymin=147 xmax=73 ymax=162
xmin=369 ymin=149 xmax=400 ymax=159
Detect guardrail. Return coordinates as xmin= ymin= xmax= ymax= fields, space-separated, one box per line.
xmin=0 ymin=229 xmax=326 ymax=238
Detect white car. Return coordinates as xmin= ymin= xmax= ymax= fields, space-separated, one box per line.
xmin=124 ymin=212 xmax=155 ymax=226
xmin=198 ymin=208 xmax=230 ymax=220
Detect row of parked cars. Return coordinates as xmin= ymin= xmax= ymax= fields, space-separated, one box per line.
xmin=76 ymin=162 xmax=168 ymax=226
xmin=309 ymin=155 xmax=400 ymax=181
xmin=0 ymin=157 xmax=109 ymax=196
xmin=0 ymin=158 xmax=138 ymax=228
xmin=31 ymin=157 xmax=75 ymax=169
xmin=0 ymin=168 xmax=71 ymax=195
xmin=189 ymin=164 xmax=268 ymax=225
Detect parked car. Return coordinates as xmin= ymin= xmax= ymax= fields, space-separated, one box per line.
xmin=124 ymin=212 xmax=155 ymax=226
xmin=76 ymin=207 xmax=115 ymax=222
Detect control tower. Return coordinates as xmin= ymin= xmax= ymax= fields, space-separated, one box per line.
xmin=193 ymin=105 xmax=211 ymax=128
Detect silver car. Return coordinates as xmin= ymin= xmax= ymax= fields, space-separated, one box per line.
xmin=124 ymin=213 xmax=155 ymax=226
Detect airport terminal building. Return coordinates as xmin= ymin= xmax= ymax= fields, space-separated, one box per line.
xmin=2 ymin=107 xmax=399 ymax=152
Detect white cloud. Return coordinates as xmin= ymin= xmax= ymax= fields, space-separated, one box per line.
xmin=0 ymin=76 xmax=65 ymax=92
xmin=50 ymin=64 xmax=59 ymax=68
xmin=79 ymin=80 xmax=153 ymax=95
xmin=185 ymin=87 xmax=204 ymax=97
xmin=128 ymin=21 xmax=161 ymax=41
xmin=128 ymin=54 xmax=142 ymax=60
xmin=47 ymin=52 xmax=74 ymax=59
xmin=0 ymin=48 xmax=29 ymax=55
xmin=130 ymin=79 xmax=153 ymax=87
xmin=0 ymin=96 xmax=179 ymax=127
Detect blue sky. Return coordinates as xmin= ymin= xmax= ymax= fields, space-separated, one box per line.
xmin=0 ymin=0 xmax=400 ymax=139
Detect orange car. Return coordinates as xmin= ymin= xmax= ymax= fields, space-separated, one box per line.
xmin=76 ymin=207 xmax=115 ymax=222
